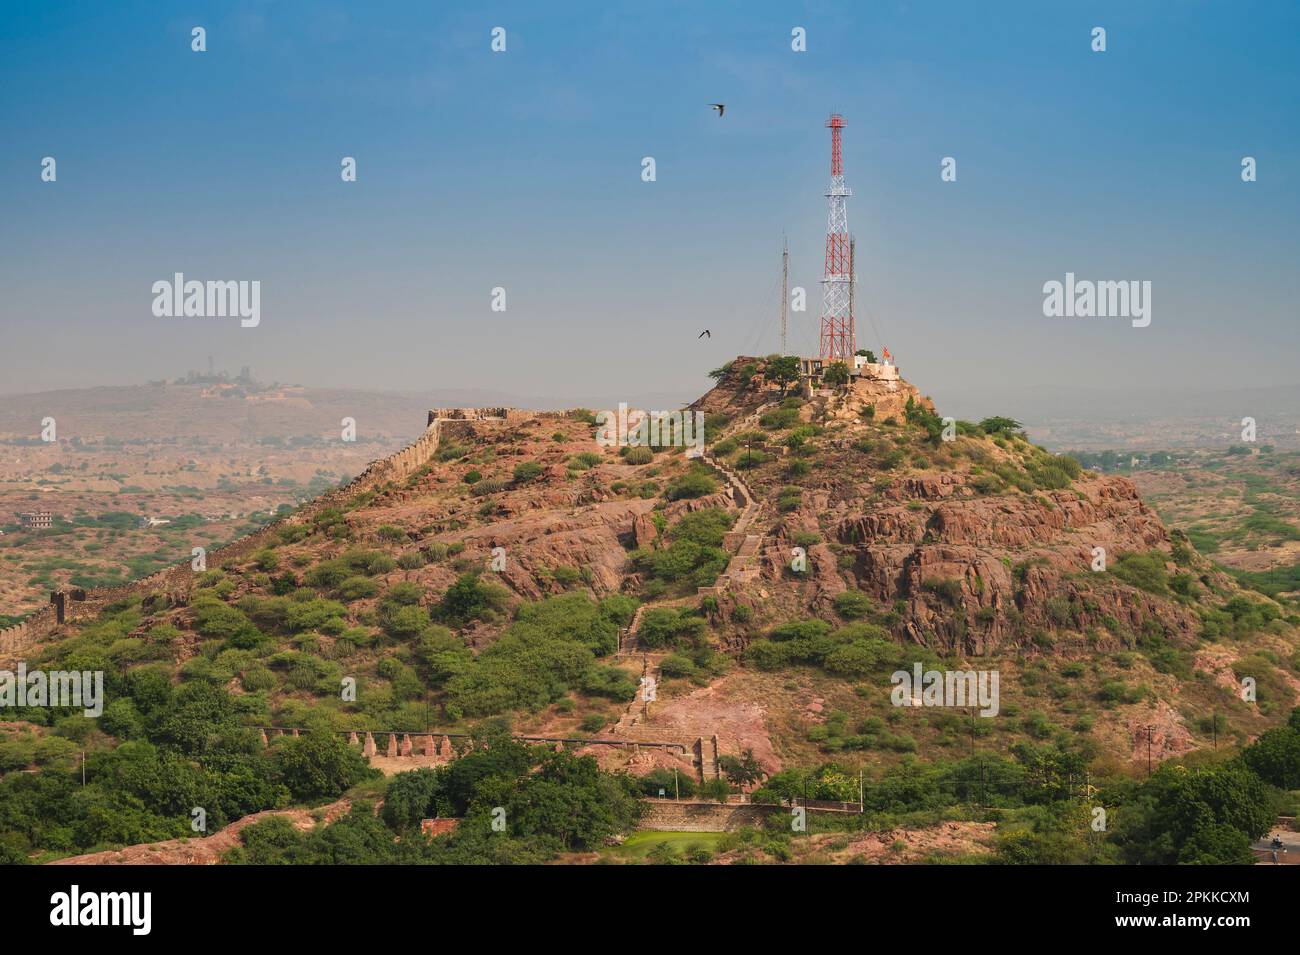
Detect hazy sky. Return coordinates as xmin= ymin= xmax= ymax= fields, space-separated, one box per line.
xmin=3 ymin=1 xmax=1297 ymax=409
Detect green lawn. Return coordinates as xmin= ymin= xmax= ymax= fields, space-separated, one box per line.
xmin=603 ymin=830 xmax=727 ymax=862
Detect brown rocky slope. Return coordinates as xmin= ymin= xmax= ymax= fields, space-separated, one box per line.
xmin=12 ymin=358 xmax=1299 ymax=778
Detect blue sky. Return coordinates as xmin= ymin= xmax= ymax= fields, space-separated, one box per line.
xmin=2 ymin=1 xmax=1297 ymax=411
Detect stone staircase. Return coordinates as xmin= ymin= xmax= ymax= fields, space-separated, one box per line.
xmin=616 ymin=604 xmax=650 ymax=656
xmin=699 ymin=447 xmax=764 ymax=595
xmin=611 ymin=653 xmax=665 ymax=733
xmin=693 ymin=735 xmax=722 ymax=782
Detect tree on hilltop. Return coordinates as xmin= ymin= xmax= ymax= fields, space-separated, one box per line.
xmin=823 ymin=362 xmax=850 ymax=388
xmin=767 ymin=355 xmax=801 ymax=395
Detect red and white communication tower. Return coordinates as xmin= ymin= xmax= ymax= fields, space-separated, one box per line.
xmin=818 ymin=113 xmax=855 ymax=361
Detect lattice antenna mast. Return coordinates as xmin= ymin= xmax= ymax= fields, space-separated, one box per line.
xmin=848 ymin=235 xmax=856 ymax=351
xmin=780 ymin=235 xmax=789 ymax=355
xmin=819 ymin=113 xmax=855 ymax=360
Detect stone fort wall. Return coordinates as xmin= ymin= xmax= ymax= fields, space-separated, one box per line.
xmin=0 ymin=408 xmax=533 ymax=664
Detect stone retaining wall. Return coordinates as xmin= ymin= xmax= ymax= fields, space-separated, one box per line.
xmin=638 ymin=800 xmax=784 ymax=832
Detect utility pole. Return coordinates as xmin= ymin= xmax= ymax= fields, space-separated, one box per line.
xmin=1145 ymin=724 xmax=1155 ymax=777
xmin=1212 ymin=711 xmax=1218 ymax=750
xmin=674 ymin=768 xmax=679 ymax=801
xmin=780 ymin=234 xmax=789 ymax=355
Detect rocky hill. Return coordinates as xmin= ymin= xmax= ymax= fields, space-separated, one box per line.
xmin=9 ymin=357 xmax=1300 ymax=794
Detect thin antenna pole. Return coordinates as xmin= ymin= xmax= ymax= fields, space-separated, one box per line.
xmin=780 ymin=235 xmax=789 ymax=355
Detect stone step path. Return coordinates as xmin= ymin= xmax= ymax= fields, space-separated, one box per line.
xmin=611 ymin=653 xmax=666 ymax=733
xmin=616 ymin=604 xmax=650 ymax=656
xmin=694 ymin=735 xmax=722 ymax=782
xmin=700 ymin=444 xmax=765 ymax=595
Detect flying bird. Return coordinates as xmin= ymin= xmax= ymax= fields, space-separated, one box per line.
xmin=708 ymin=103 xmax=725 ymax=117
xmin=698 ymin=329 xmax=711 ymax=339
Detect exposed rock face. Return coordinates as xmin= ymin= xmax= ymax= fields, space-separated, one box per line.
xmin=450 ymin=500 xmax=653 ymax=599
xmin=783 ymin=473 xmax=1203 ymax=654
xmin=836 ymin=368 xmax=935 ymax=422
xmin=683 ymin=358 xmax=1230 ymax=658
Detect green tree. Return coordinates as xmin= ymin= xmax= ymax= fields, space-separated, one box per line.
xmin=823 ymin=361 xmax=850 ymax=388
xmin=767 ymin=355 xmax=801 ymax=395
xmin=435 ymin=573 xmax=494 ymax=627
xmin=381 ymin=768 xmax=444 ymax=833
xmin=1242 ymin=725 xmax=1300 ymax=789
xmin=719 ymin=748 xmax=767 ymax=789
xmin=271 ymin=729 xmax=375 ymax=801
xmin=1178 ymin=822 xmax=1255 ymax=865
xmin=1115 ymin=762 xmax=1272 ymax=865
xmin=977 ymin=416 xmax=1023 ymax=437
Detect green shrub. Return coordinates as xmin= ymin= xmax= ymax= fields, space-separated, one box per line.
xmin=513 ymin=461 xmax=543 ymax=483
xmin=922 ymin=577 xmax=964 ymax=605
xmin=665 ymin=468 xmax=718 ymax=501
xmin=552 ymin=566 xmax=582 ymax=588
xmin=338 ymin=576 xmax=380 ymax=602
xmin=241 ymin=666 xmax=277 ymax=692
xmin=470 ymin=477 xmax=510 ymax=497
xmin=833 ymin=590 xmax=872 ymax=619
xmin=638 ymin=609 xmax=706 ymax=649
xmin=580 ymin=713 xmax=609 ymax=733
xmin=778 ymin=486 xmax=803 ymax=512
xmin=1111 ymin=551 xmax=1169 ymax=595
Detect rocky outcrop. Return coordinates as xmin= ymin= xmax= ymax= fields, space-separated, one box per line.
xmin=801 ymin=474 xmax=1201 ymax=654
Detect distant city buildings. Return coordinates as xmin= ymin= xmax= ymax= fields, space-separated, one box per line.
xmin=21 ymin=510 xmax=53 ymax=530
